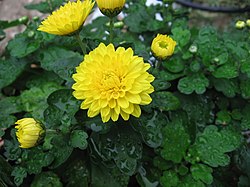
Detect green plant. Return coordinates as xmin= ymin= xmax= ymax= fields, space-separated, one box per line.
xmin=0 ymin=0 xmax=250 ymax=186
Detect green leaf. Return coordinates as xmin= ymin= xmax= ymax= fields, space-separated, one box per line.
xmin=236 ymin=146 xmax=250 ymax=178
xmin=131 ymin=112 xmax=165 ymax=148
xmin=158 ymin=69 xmax=185 ymax=81
xmin=11 ymin=167 xmax=27 ymax=186
xmin=178 ymin=73 xmax=209 ymax=94
xmin=152 ymin=79 xmax=171 ymax=91
xmin=240 ymin=79 xmax=250 ymax=99
xmin=238 ymin=175 xmax=250 ymax=187
xmin=0 ymin=58 xmax=28 ymax=89
xmin=177 ymin=94 xmax=214 ymax=126
xmin=7 ymin=33 xmax=40 ymax=58
xmin=152 ymin=92 xmax=180 ymax=111
xmin=47 ymin=89 xmax=80 ymax=116
xmin=22 ymin=147 xmax=54 ymax=174
xmin=191 ymin=164 xmax=213 ymax=184
xmin=178 ymin=165 xmax=189 ymax=176
xmin=0 ymin=155 xmax=14 ymax=187
xmin=160 ymin=170 xmax=179 ymax=187
xmin=153 ymin=156 xmax=173 ymax=171
xmin=211 ymin=78 xmax=239 ymax=98
xmin=0 ymin=114 xmax=16 ymax=129
xmin=31 ymin=172 xmax=62 ymax=187
xmin=161 ymin=120 xmax=190 ymax=163
xmin=215 ymin=110 xmax=231 ymax=125
xmin=163 ymin=57 xmax=185 ymax=73
xmin=212 ymin=62 xmax=239 ymax=79
xmin=171 ymin=27 xmax=191 ymax=47
xmin=25 ymin=0 xmax=63 ymax=13
xmin=3 ymin=140 xmax=21 ymax=161
xmin=49 ymin=134 xmax=73 ymax=169
xmin=136 ymin=164 xmax=161 ymax=187
xmin=91 ymin=162 xmax=129 ymax=187
xmin=189 ymin=60 xmax=201 ymax=73
xmin=38 ymin=46 xmax=83 ymax=82
xmin=26 ymin=71 xmax=64 ymax=89
xmin=241 ymin=104 xmax=250 ymax=130
xmin=44 ymin=89 xmax=80 ymax=131
xmin=231 ymin=109 xmax=243 ymax=121
xmin=124 ymin=4 xmax=164 ymax=33
xmin=189 ymin=125 xmax=241 ymax=167
xmin=61 ymin=159 xmax=89 ymax=187
xmin=20 ymin=82 xmax=62 ymax=120
xmin=241 ymin=59 xmax=250 ymax=78
xmin=90 ymin=125 xmax=142 ymax=175
xmin=179 ymin=174 xmax=205 ymax=187
xmin=70 ymin=130 xmax=88 ymax=150
xmin=0 ymin=96 xmax=23 ymax=115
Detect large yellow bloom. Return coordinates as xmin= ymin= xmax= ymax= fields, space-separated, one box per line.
xmin=38 ymin=0 xmax=95 ymax=35
xmin=151 ymin=34 xmax=177 ymax=60
xmin=96 ymin=0 xmax=125 ymax=17
xmin=72 ymin=43 xmax=155 ymax=123
xmin=15 ymin=118 xmax=45 ymax=148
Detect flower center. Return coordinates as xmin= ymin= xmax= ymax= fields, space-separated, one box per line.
xmin=159 ymin=41 xmax=168 ymax=49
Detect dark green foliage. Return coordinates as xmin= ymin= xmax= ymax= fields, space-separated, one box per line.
xmin=0 ymin=0 xmax=249 ymax=186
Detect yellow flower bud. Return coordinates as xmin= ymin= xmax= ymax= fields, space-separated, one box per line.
xmin=37 ymin=0 xmax=95 ymax=36
xmin=246 ymin=19 xmax=250 ymax=27
xmin=151 ymin=34 xmax=177 ymax=60
xmin=15 ymin=118 xmax=45 ymax=148
xmin=96 ymin=0 xmax=126 ymax=17
xmin=235 ymin=20 xmax=245 ymax=29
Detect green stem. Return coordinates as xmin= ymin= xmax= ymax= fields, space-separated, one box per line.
xmin=46 ymin=129 xmax=60 ymax=134
xmin=109 ymin=17 xmax=114 ymax=43
xmin=75 ymin=32 xmax=86 ymax=55
xmin=155 ymin=59 xmax=162 ymax=69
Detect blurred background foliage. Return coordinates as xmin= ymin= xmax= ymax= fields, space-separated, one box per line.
xmin=0 ymin=0 xmax=250 ymax=186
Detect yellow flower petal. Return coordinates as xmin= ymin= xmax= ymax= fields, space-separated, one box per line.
xmin=151 ymin=34 xmax=177 ymax=60
xmin=72 ymin=43 xmax=155 ymax=123
xmin=37 ymin=0 xmax=95 ymax=35
xmin=96 ymin=0 xmax=126 ymax=17
xmin=15 ymin=118 xmax=45 ymax=149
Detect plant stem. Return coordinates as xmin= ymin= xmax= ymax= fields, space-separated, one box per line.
xmin=46 ymin=129 xmax=58 ymax=133
xmin=155 ymin=59 xmax=162 ymax=69
xmin=109 ymin=17 xmax=114 ymax=43
xmin=75 ymin=32 xmax=86 ymax=55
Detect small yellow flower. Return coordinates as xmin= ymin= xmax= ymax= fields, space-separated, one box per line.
xmin=96 ymin=0 xmax=126 ymax=17
xmin=72 ymin=43 xmax=155 ymax=123
xmin=15 ymin=118 xmax=45 ymax=148
xmin=151 ymin=34 xmax=177 ymax=60
xmin=235 ymin=20 xmax=245 ymax=29
xmin=38 ymin=0 xmax=95 ymax=35
xmin=246 ymin=19 xmax=250 ymax=27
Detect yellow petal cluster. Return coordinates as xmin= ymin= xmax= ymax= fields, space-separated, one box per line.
xmin=15 ymin=118 xmax=45 ymax=148
xmin=247 ymin=19 xmax=250 ymax=27
xmin=72 ymin=43 xmax=155 ymax=123
xmin=96 ymin=0 xmax=125 ymax=17
xmin=151 ymin=34 xmax=177 ymax=60
xmin=235 ymin=20 xmax=246 ymax=29
xmin=38 ymin=0 xmax=95 ymax=35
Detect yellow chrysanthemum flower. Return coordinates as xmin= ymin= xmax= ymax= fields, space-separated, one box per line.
xmin=72 ymin=43 xmax=155 ymax=123
xmin=235 ymin=20 xmax=245 ymax=29
xmin=246 ymin=19 xmax=250 ymax=27
xmin=37 ymin=0 xmax=95 ymax=35
xmin=151 ymin=34 xmax=177 ymax=60
xmin=96 ymin=0 xmax=126 ymax=17
xmin=15 ymin=118 xmax=45 ymax=148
